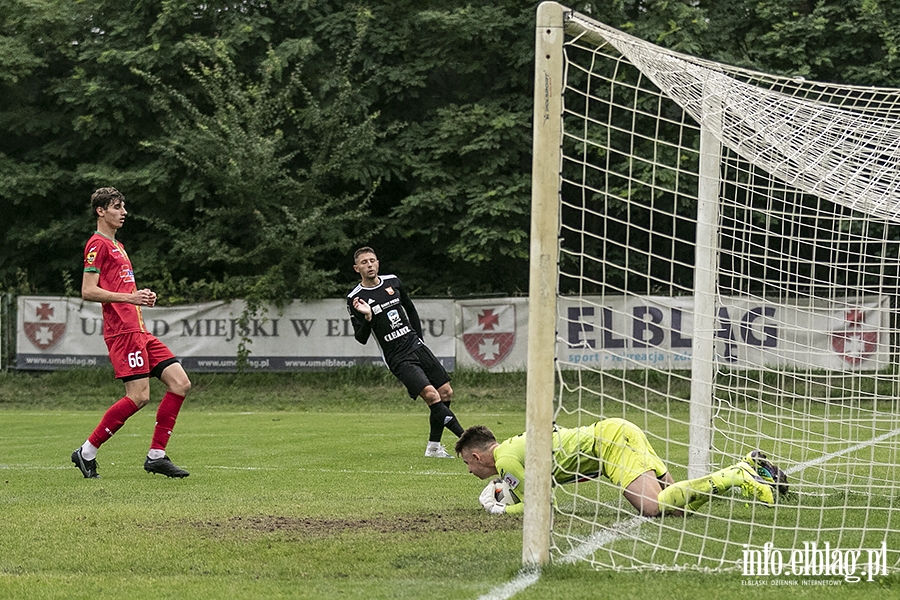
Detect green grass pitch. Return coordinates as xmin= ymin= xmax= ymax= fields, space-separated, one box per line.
xmin=0 ymin=369 xmax=896 ymax=599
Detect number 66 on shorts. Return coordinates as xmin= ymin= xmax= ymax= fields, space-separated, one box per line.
xmin=106 ymin=332 xmax=176 ymax=379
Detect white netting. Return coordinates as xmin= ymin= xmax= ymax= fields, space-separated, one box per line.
xmin=570 ymin=14 xmax=900 ymax=220
xmin=549 ymin=6 xmax=900 ymax=574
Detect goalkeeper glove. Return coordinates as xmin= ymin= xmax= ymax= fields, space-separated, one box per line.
xmin=484 ymin=501 xmax=507 ymax=515
xmin=479 ymin=481 xmax=507 ymax=515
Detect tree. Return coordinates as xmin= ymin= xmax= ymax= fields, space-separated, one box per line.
xmin=0 ymin=0 xmax=389 ymax=302
xmin=134 ymin=34 xmax=382 ymax=304
xmin=344 ymin=2 xmax=539 ymax=295
xmin=4 ymin=0 xmax=900 ymax=300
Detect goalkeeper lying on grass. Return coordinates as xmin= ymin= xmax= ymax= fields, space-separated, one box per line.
xmin=455 ymin=418 xmax=788 ymax=516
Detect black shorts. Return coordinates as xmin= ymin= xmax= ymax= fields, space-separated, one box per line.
xmin=390 ymin=345 xmax=451 ymax=399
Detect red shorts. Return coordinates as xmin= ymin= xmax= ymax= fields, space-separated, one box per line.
xmin=105 ymin=332 xmax=177 ymax=380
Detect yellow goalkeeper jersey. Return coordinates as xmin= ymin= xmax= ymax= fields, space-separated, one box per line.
xmin=493 ymin=418 xmax=666 ymax=515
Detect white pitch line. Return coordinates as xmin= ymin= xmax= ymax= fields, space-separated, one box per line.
xmin=476 ymin=568 xmax=541 ymax=600
xmin=0 ymin=464 xmax=72 ymax=470
xmin=1 ymin=464 xmax=466 ymax=478
xmin=477 ymin=515 xmax=647 ymax=600
xmin=784 ymin=426 xmax=900 ymax=475
xmin=207 ymin=465 xmax=464 ymax=477
xmin=557 ymin=515 xmax=648 ymax=564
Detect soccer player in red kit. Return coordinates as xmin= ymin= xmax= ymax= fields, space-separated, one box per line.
xmin=71 ymin=187 xmax=191 ymax=479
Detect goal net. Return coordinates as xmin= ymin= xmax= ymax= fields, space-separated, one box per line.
xmin=526 ymin=2 xmax=900 ymax=573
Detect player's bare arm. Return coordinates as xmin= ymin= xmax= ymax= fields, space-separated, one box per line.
xmin=81 ymin=271 xmax=156 ymax=306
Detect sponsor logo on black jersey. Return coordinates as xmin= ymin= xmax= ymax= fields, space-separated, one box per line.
xmin=384 ymin=326 xmax=411 ymax=342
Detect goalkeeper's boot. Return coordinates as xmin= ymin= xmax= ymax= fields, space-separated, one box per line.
xmin=745 ymin=449 xmax=789 ymax=497
xmin=732 ymin=462 xmax=776 ymax=506
xmin=71 ymin=448 xmax=100 ymax=479
xmin=424 ymin=442 xmax=454 ymax=459
xmin=658 ymin=463 xmax=774 ymax=513
xmin=144 ymin=455 xmax=190 ymax=478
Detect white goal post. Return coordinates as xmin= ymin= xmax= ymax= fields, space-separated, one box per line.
xmin=526 ymin=1 xmax=900 ymax=572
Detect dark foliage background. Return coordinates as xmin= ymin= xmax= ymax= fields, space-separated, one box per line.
xmin=2 ymin=0 xmax=899 ymax=302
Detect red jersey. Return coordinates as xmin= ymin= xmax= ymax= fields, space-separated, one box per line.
xmin=83 ymin=232 xmax=147 ymax=339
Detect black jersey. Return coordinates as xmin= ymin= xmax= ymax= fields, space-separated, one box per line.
xmin=347 ymin=274 xmax=425 ymax=368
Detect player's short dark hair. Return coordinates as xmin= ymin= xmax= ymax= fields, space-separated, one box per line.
xmin=455 ymin=425 xmax=497 ymax=456
xmin=353 ymin=246 xmax=376 ymax=262
xmin=90 ymin=187 xmax=124 ymax=216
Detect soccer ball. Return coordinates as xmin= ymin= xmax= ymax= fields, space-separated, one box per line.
xmin=490 ymin=478 xmax=520 ymax=506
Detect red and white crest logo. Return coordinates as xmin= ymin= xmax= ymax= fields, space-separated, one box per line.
xmin=831 ymin=308 xmax=878 ymax=365
xmin=23 ymin=300 xmax=68 ymax=350
xmin=462 ymin=305 xmax=516 ymax=368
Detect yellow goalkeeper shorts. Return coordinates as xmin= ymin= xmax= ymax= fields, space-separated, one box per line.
xmin=596 ymin=418 xmax=668 ymax=489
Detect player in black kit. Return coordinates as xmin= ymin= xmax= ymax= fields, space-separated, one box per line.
xmin=347 ymin=247 xmax=464 ymax=458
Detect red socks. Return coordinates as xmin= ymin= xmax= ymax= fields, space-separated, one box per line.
xmin=87 ymin=392 xmax=185 ymax=452
xmin=150 ymin=392 xmax=186 ymax=452
xmin=88 ymin=396 xmax=140 ymax=447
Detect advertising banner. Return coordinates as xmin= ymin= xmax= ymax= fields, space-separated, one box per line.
xmin=455 ymin=298 xmax=529 ymax=371
xmin=16 ymin=297 xmax=455 ymax=372
xmin=559 ymin=295 xmax=892 ymax=371
xmin=15 ymin=295 xmax=893 ymax=372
